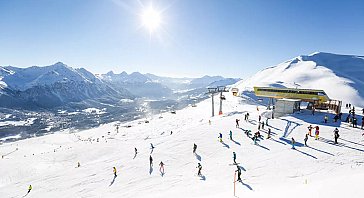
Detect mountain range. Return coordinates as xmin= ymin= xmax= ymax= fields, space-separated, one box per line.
xmin=0 ymin=62 xmax=239 ymax=109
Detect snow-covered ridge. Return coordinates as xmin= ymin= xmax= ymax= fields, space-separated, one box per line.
xmin=1 ymin=62 xmax=101 ymax=91
xmin=233 ymin=52 xmax=364 ymax=106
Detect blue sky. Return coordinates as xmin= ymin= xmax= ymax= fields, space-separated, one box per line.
xmin=0 ymin=0 xmax=363 ymax=78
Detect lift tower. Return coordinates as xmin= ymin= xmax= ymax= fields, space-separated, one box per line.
xmin=217 ymin=86 xmax=229 ymax=115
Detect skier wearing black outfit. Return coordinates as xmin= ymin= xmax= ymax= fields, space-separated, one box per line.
xmin=193 ymin=143 xmax=197 ymax=153
xmin=197 ymin=163 xmax=202 ymax=176
xmin=236 ymin=166 xmax=242 ymax=182
xmin=334 ymin=128 xmax=340 ymax=144
xmin=149 ymin=155 xmax=153 ymax=167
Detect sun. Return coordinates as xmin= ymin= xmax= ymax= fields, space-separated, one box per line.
xmin=141 ymin=6 xmax=162 ymax=33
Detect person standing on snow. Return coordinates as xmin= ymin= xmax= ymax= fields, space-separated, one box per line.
xmin=229 ymin=130 xmax=233 ymax=140
xmin=353 ymin=117 xmax=358 ymax=128
xmin=236 ymin=119 xmax=240 ymax=128
xmin=27 ymin=185 xmax=32 ymax=194
xmin=197 ymin=163 xmax=202 ymax=176
xmin=334 ymin=128 xmax=340 ymax=144
xmin=149 ymin=155 xmax=153 ymax=167
xmin=315 ymin=126 xmax=320 ymax=140
xmin=218 ymin=133 xmax=223 ymax=142
xmin=304 ymin=134 xmax=308 ymax=146
xmin=159 ymin=161 xmax=165 ymax=174
xmin=236 ymin=166 xmax=242 ymax=182
xmin=308 ymin=125 xmax=313 ymax=137
xmin=233 ymin=152 xmax=237 ymax=164
xmin=324 ymin=115 xmax=329 ymax=123
xmin=291 ymin=137 xmax=296 ymax=149
xmin=113 ymin=167 xmax=117 ymax=177
xmin=193 ymin=143 xmax=197 ymax=153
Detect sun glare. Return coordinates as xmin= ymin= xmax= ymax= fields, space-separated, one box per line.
xmin=141 ymin=6 xmax=162 ymax=33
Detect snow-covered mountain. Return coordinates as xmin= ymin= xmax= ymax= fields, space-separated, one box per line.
xmin=233 ymin=52 xmax=364 ymax=107
xmin=99 ymin=72 xmax=239 ymax=99
xmin=97 ymin=71 xmax=173 ymax=99
xmin=0 ymin=62 xmax=132 ymax=109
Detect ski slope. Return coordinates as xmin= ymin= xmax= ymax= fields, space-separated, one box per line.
xmin=1 ymin=93 xmax=364 ymax=198
xmin=233 ymin=52 xmax=364 ymax=107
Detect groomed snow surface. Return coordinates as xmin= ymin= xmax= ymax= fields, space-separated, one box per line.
xmin=1 ymin=94 xmax=364 ymax=198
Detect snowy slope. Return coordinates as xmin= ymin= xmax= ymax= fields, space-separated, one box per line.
xmin=233 ymin=52 xmax=364 ymax=107
xmin=1 ymin=93 xmax=364 ymax=198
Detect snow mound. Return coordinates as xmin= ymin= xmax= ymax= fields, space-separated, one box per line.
xmin=234 ymin=52 xmax=364 ymax=106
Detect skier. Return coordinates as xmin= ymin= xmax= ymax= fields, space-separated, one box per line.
xmin=334 ymin=128 xmax=340 ymax=144
xmin=267 ymin=128 xmax=271 ymax=139
xmin=252 ymin=133 xmax=258 ymax=145
xmin=150 ymin=143 xmax=155 ymax=153
xmin=334 ymin=114 xmax=339 ymax=122
xmin=233 ymin=152 xmax=237 ymax=164
xmin=345 ymin=114 xmax=351 ymax=123
xmin=116 ymin=125 xmax=119 ymax=133
xmin=315 ymin=126 xmax=320 ymax=140
xmin=236 ymin=119 xmax=240 ymax=128
xmin=113 ymin=167 xmax=117 ymax=177
xmin=149 ymin=155 xmax=153 ymax=167
xmin=27 ymin=185 xmax=32 ymax=194
xmin=308 ymin=125 xmax=313 ymax=137
xmin=236 ymin=166 xmax=242 ymax=182
xmin=135 ymin=147 xmax=138 ymax=155
xmin=353 ymin=117 xmax=358 ymax=128
xmin=291 ymin=137 xmax=296 ymax=149
xmin=218 ymin=133 xmax=223 ymax=142
xmin=244 ymin=114 xmax=247 ymax=121
xmin=193 ymin=143 xmax=197 ymax=153
xmin=246 ymin=129 xmax=251 ymax=137
xmin=159 ymin=161 xmax=165 ymax=173
xmin=324 ymin=115 xmax=328 ymax=123
xmin=304 ymin=134 xmax=308 ymax=146
xmin=229 ymin=130 xmax=233 ymax=140
xmin=197 ymin=163 xmax=202 ymax=176
xmin=246 ymin=113 xmax=250 ymax=121
xmin=77 ymin=162 xmax=80 ymax=168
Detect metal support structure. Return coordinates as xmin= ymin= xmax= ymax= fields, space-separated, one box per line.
xmin=207 ymin=86 xmax=229 ymax=116
xmin=217 ymin=86 xmax=229 ymax=115
xmin=207 ymin=88 xmax=218 ymax=117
